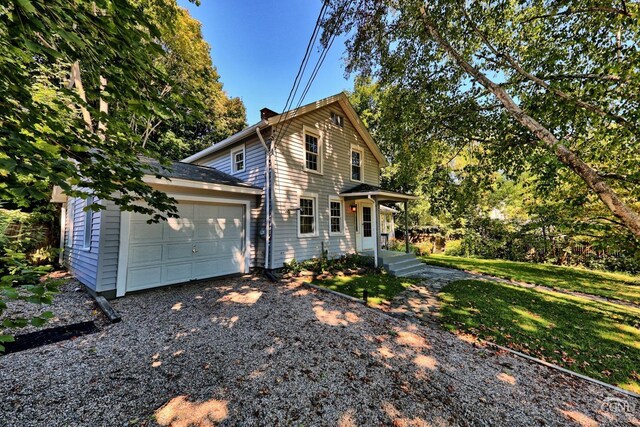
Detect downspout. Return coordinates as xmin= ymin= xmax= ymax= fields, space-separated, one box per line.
xmin=256 ymin=127 xmax=270 ymax=271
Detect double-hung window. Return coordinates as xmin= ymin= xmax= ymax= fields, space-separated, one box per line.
xmin=298 ymin=195 xmax=317 ymax=237
xmin=304 ymin=128 xmax=321 ymax=173
xmin=67 ymin=200 xmax=74 ymax=248
xmin=329 ymin=197 xmax=344 ymax=235
xmin=351 ymin=147 xmax=363 ymax=182
xmin=83 ymin=197 xmax=93 ymax=249
xmin=231 ymin=146 xmax=245 ymax=174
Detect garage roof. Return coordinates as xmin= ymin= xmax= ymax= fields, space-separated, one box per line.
xmin=143 ymin=159 xmax=261 ymax=191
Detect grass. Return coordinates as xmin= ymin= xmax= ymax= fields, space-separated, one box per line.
xmin=421 ymin=254 xmax=640 ymax=304
xmin=439 ymin=279 xmax=640 ymax=393
xmin=310 ymin=274 xmax=415 ymax=305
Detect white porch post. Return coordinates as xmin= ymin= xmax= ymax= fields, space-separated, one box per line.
xmin=404 ymin=200 xmax=410 ymax=254
xmin=373 ymin=196 xmax=379 ymax=267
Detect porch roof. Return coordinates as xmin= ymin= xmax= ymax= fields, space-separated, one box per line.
xmin=339 ymin=184 xmax=418 ymax=202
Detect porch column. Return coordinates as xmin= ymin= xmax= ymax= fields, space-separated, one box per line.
xmin=404 ymin=200 xmax=409 ymax=254
xmin=373 ymin=196 xmax=379 ymax=268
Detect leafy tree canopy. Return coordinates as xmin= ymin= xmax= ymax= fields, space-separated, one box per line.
xmin=328 ymin=0 xmax=640 ymax=239
xmin=0 ymin=0 xmax=245 ymax=220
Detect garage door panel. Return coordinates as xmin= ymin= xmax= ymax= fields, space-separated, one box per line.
xmin=193 ymin=203 xmax=219 ymax=220
xmin=128 ymin=244 xmax=163 ymax=267
xmin=164 ymin=263 xmax=192 ymax=283
xmin=165 ymin=242 xmax=195 ymax=262
xmin=125 ymin=202 xmax=245 ymax=293
xmin=127 ymin=266 xmax=163 ymax=290
xmin=130 ymin=221 xmax=163 ymax=243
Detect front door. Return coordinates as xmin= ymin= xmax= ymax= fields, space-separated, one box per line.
xmin=357 ymin=202 xmax=375 ymax=251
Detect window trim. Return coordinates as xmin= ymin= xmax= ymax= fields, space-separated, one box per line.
xmin=328 ymin=196 xmax=345 ymax=236
xmin=297 ymin=192 xmax=319 ymax=238
xmin=67 ymin=199 xmax=74 ymax=248
xmin=302 ymin=126 xmax=323 ymax=175
xmin=350 ymin=145 xmax=364 ymax=183
xmin=330 ymin=111 xmax=344 ymax=127
xmin=230 ymin=144 xmax=246 ymax=174
xmin=82 ymin=197 xmax=93 ymax=250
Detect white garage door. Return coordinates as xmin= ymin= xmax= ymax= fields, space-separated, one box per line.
xmin=125 ymin=202 xmax=245 ymax=292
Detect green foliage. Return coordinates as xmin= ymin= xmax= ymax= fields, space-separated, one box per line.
xmin=311 ymin=274 xmax=415 ymax=306
xmin=282 ymin=254 xmax=375 ymax=276
xmin=0 ymin=208 xmax=55 ymax=264
xmin=440 ymin=279 xmax=640 ymax=393
xmin=443 ymin=240 xmax=463 ymax=256
xmin=0 ymin=249 xmax=60 ymax=351
xmin=340 ymin=1 xmax=640 ymax=246
xmin=423 ymin=254 xmax=640 ymax=304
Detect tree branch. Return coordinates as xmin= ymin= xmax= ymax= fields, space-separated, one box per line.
xmin=461 ymin=7 xmax=632 ymax=130
xmin=418 ymin=5 xmax=640 ymax=239
xmin=521 ymin=7 xmax=632 ymax=23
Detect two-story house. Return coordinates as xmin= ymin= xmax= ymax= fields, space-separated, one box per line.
xmin=56 ymin=93 xmax=414 ymax=298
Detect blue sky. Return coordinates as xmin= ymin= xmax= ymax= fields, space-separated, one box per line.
xmin=178 ymin=0 xmax=355 ymax=123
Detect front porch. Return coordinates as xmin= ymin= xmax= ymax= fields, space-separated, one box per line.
xmin=339 ymin=183 xmax=418 ymax=270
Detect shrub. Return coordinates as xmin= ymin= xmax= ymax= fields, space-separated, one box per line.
xmin=282 ymin=253 xmax=375 ymax=276
xmin=444 ymin=239 xmax=464 ymax=256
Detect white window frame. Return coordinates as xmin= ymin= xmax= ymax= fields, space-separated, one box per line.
xmin=331 ymin=111 xmax=344 ymax=127
xmin=230 ymin=144 xmax=246 ymax=174
xmin=328 ymin=196 xmax=344 ymax=236
xmin=351 ymin=145 xmax=364 ymax=183
xmin=67 ymin=199 xmax=74 ymax=248
xmin=297 ymin=192 xmax=318 ymax=238
xmin=302 ymin=126 xmax=323 ymax=175
xmin=82 ymin=197 xmax=92 ymax=250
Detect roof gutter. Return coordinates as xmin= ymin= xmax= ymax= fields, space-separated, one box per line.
xmin=182 ymin=120 xmax=268 ymax=163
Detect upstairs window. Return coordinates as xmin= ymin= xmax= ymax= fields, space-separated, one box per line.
xmin=351 ymin=147 xmax=363 ymax=182
xmin=231 ymin=146 xmax=245 ymax=173
xmin=304 ymin=132 xmax=320 ymax=172
xmin=331 ymin=112 xmax=344 ymax=127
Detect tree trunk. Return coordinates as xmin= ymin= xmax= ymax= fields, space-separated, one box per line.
xmin=419 ymin=7 xmax=640 ymax=240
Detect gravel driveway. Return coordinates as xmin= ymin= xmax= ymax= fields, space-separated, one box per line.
xmin=0 ymin=275 xmax=637 ymax=426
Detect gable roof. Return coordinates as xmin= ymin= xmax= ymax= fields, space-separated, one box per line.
xmin=183 ymin=92 xmax=388 ymax=167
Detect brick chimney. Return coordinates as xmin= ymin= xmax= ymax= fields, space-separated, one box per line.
xmin=260 ymin=108 xmax=279 ymax=120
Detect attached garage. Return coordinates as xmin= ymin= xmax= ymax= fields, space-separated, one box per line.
xmin=117 ymin=200 xmax=250 ymax=296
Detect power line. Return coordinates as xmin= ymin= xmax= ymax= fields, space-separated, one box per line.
xmin=271 ymin=1 xmax=328 ymax=143
xmin=272 ymin=0 xmax=354 ymax=151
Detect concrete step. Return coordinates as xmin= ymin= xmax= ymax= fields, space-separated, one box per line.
xmin=378 ymin=252 xmax=416 ymax=265
xmin=384 ymin=257 xmax=422 ymax=270
xmin=391 ymin=264 xmax=427 ymax=277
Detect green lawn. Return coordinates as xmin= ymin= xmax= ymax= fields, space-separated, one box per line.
xmin=422 ymin=254 xmax=640 ymax=304
xmin=311 ymin=274 xmax=415 ymax=305
xmin=440 ymin=279 xmax=640 ymax=393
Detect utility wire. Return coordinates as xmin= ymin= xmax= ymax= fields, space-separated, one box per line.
xmin=271 ymin=1 xmax=328 ymax=144
xmin=272 ymin=0 xmax=354 ymax=152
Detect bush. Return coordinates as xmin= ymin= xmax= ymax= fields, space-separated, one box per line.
xmin=444 ymin=239 xmax=464 ymax=256
xmin=282 ymin=253 xmax=375 ymax=276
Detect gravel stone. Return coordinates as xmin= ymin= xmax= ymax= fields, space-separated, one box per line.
xmin=0 ymin=275 xmax=637 ymax=426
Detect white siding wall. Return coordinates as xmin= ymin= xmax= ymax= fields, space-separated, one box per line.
xmin=97 ymin=200 xmax=121 ymax=293
xmin=197 ymin=137 xmax=267 ymax=268
xmin=270 ymin=102 xmax=381 ymax=267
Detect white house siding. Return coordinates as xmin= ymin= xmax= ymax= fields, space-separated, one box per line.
xmin=200 ymin=138 xmax=266 ymax=189
xmin=270 ymin=102 xmax=381 ymax=267
xmin=196 ymin=137 xmax=267 ymax=268
xmin=96 ymin=200 xmax=122 ymax=294
xmin=63 ymin=197 xmax=100 ymax=291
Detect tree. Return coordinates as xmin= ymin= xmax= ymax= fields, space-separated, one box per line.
xmin=324 ymin=0 xmax=640 ymax=239
xmin=1 ymin=0 xmax=188 ymax=220
xmin=132 ymin=3 xmax=247 ymax=160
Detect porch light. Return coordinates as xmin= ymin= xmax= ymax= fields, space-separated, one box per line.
xmin=350 ymin=204 xmax=357 ymax=213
